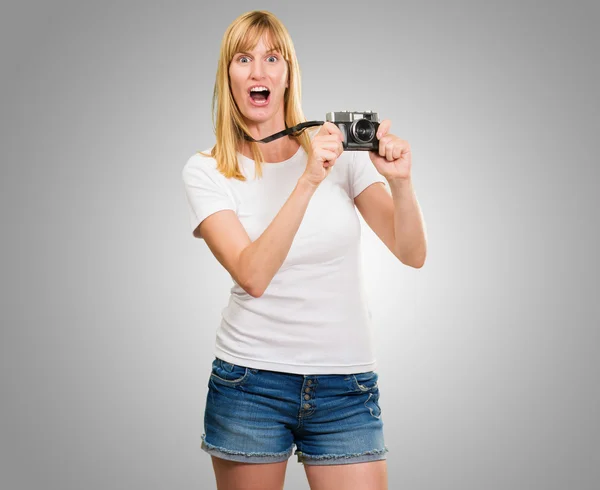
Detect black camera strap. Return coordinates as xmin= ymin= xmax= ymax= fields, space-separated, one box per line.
xmin=243 ymin=121 xmax=324 ymax=143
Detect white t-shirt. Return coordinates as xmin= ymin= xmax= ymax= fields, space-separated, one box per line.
xmin=182 ymin=134 xmax=388 ymax=375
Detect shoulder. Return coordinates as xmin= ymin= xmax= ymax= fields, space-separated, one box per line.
xmin=182 ymin=146 xmax=218 ymax=180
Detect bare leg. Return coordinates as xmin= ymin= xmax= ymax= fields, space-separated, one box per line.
xmin=304 ymin=459 xmax=388 ymax=490
xmin=211 ymin=456 xmax=289 ymax=490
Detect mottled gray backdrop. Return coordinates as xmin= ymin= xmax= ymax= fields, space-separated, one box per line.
xmin=1 ymin=0 xmax=598 ymax=489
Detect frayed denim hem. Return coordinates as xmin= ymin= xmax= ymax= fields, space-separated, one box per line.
xmin=201 ymin=434 xmax=294 ymax=464
xmin=295 ymin=446 xmax=389 ymax=465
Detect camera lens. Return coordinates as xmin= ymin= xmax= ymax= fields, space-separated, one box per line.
xmin=351 ymin=119 xmax=375 ymax=143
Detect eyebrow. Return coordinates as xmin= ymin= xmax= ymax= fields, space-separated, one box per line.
xmin=236 ymin=49 xmax=280 ymax=56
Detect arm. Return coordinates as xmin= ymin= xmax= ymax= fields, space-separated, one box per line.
xmin=388 ymin=177 xmax=427 ymax=268
xmin=200 ymin=176 xmax=317 ymax=298
xmin=239 ymin=177 xmax=317 ymax=296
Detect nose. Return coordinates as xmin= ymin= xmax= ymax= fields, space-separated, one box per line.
xmin=250 ymin=60 xmax=265 ymax=79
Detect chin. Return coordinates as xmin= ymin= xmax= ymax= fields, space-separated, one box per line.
xmin=242 ymin=108 xmax=279 ymax=125
xmin=246 ymin=115 xmax=272 ymax=124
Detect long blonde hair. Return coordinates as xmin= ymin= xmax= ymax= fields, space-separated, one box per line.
xmin=198 ymin=10 xmax=314 ymax=181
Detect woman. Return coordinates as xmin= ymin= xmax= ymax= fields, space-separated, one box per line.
xmin=182 ymin=10 xmax=426 ymax=490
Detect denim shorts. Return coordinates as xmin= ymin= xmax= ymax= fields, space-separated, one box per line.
xmin=201 ymin=357 xmax=388 ymax=465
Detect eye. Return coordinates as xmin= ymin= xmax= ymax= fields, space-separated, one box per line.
xmin=238 ymin=56 xmax=250 ymax=63
xmin=267 ymin=55 xmax=278 ymax=62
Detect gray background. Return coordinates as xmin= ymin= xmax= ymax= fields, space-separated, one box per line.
xmin=1 ymin=0 xmax=598 ymax=489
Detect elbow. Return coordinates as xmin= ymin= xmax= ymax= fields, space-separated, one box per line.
xmin=401 ymin=258 xmax=425 ymax=269
xmin=395 ymin=241 xmax=427 ymax=268
xmin=247 ymin=285 xmax=264 ymax=298
xmin=239 ymin=278 xmax=262 ymax=298
xmin=240 ymin=276 xmax=264 ymax=298
xmin=396 ymin=251 xmax=426 ymax=269
xmin=237 ymin=249 xmax=264 ymax=298
xmin=411 ymin=253 xmax=427 ymax=269
xmin=411 ymin=259 xmax=426 ymax=269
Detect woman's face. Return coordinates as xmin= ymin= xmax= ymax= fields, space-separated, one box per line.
xmin=228 ymin=34 xmax=288 ymax=126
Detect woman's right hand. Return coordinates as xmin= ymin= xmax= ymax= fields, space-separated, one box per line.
xmin=301 ymin=122 xmax=345 ymax=188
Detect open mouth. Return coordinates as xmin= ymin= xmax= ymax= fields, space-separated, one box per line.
xmin=248 ymin=89 xmax=270 ymax=105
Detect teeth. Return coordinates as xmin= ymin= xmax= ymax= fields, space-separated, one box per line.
xmin=249 ymin=86 xmax=269 ymax=92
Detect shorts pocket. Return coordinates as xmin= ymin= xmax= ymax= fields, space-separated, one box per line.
xmin=351 ymin=371 xmax=379 ymax=392
xmin=210 ymin=358 xmax=250 ymax=386
xmin=365 ymin=390 xmax=382 ymax=418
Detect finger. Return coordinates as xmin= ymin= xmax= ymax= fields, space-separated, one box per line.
xmin=393 ymin=144 xmax=403 ymax=160
xmin=378 ymin=137 xmax=388 ymax=157
xmin=376 ymin=119 xmax=392 ymax=139
xmin=317 ymin=135 xmax=344 ymax=144
xmin=317 ymin=123 xmax=344 ymax=145
xmin=315 ymin=148 xmax=339 ymax=164
xmin=386 ymin=143 xmax=395 ymax=161
xmin=319 ymin=121 xmax=343 ymax=138
xmin=318 ymin=140 xmax=344 ymax=153
xmin=317 ymin=136 xmax=344 ymax=155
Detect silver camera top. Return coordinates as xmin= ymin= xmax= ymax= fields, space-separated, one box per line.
xmin=325 ymin=111 xmax=379 ymax=123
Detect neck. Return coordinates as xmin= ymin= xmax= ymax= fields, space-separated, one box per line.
xmin=239 ymin=119 xmax=300 ymax=163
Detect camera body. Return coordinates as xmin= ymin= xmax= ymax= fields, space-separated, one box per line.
xmin=326 ymin=111 xmax=380 ymax=151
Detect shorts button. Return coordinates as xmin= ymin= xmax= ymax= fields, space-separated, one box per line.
xmin=304 ymin=403 xmax=310 ymax=409
xmin=304 ymin=394 xmax=310 ymax=400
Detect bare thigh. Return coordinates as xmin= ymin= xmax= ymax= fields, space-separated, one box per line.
xmin=211 ymin=456 xmax=289 ymax=490
xmin=304 ymin=459 xmax=388 ymax=490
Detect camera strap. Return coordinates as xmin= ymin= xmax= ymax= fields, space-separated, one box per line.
xmin=243 ymin=121 xmax=324 ymax=143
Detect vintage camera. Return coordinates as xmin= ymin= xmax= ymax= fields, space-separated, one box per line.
xmin=325 ymin=111 xmax=380 ymax=151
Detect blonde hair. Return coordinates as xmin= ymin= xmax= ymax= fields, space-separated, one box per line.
xmin=198 ymin=10 xmax=314 ymax=181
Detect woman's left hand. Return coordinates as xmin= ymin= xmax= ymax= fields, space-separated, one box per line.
xmin=368 ymin=119 xmax=412 ymax=181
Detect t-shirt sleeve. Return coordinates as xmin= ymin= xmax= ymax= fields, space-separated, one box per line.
xmin=181 ymin=155 xmax=236 ymax=239
xmin=349 ymin=150 xmax=388 ymax=199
